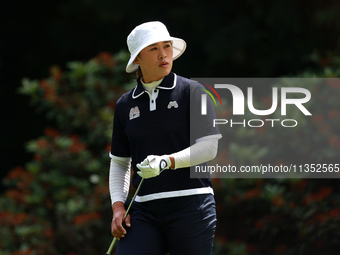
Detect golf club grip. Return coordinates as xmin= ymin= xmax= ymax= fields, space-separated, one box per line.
xmin=105 ymin=178 xmax=144 ymax=255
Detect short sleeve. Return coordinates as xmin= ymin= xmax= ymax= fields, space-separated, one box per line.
xmin=189 ymin=81 xmax=221 ymax=143
xmin=110 ymin=102 xmax=131 ymax=157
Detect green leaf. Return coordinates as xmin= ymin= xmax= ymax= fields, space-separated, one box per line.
xmin=18 ymin=78 xmax=39 ymax=95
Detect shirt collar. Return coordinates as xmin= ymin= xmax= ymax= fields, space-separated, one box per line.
xmin=132 ymin=72 xmax=177 ymax=99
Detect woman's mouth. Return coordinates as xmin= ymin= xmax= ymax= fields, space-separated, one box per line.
xmin=159 ymin=61 xmax=169 ymax=68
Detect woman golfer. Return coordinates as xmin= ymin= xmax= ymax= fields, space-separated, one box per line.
xmin=109 ymin=21 xmax=222 ymax=255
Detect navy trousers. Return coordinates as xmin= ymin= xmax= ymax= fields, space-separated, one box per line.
xmin=116 ymin=194 xmax=217 ymax=255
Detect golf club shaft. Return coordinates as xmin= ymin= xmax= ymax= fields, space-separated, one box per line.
xmin=105 ymin=178 xmax=145 ymax=255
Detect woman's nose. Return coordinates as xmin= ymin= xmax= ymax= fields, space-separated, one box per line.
xmin=158 ymin=49 xmax=167 ymax=59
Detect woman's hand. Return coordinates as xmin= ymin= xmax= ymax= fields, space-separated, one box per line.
xmin=136 ymin=155 xmax=175 ymax=179
xmin=111 ymin=201 xmax=131 ymax=240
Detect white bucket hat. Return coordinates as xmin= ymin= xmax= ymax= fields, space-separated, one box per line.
xmin=126 ymin=21 xmax=186 ymax=73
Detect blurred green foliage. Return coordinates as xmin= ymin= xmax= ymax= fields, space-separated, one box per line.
xmin=0 ymin=51 xmax=133 ymax=255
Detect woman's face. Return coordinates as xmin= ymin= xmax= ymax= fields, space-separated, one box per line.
xmin=133 ymin=41 xmax=173 ymax=83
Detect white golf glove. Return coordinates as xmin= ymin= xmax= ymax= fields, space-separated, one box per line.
xmin=136 ymin=155 xmax=171 ymax=179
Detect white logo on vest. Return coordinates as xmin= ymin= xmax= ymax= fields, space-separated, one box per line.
xmin=129 ymin=106 xmax=140 ymax=120
xmin=167 ymin=101 xmax=178 ymax=109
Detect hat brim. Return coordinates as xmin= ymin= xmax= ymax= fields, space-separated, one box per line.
xmin=126 ymin=37 xmax=186 ymax=73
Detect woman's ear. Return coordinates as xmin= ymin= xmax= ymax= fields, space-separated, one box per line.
xmin=133 ymin=56 xmax=140 ymax=65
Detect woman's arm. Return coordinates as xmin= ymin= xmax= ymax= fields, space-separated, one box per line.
xmin=109 ymin=155 xmax=131 ymax=240
xmin=109 ymin=154 xmax=131 ymax=205
xmin=137 ymin=134 xmax=222 ymax=178
xmin=171 ymin=134 xmax=221 ymax=169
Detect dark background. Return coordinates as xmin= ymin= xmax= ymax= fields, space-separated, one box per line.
xmin=1 ymin=0 xmax=339 ymax=188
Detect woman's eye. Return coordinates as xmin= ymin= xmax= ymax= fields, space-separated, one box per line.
xmin=150 ymin=47 xmax=157 ymax=51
